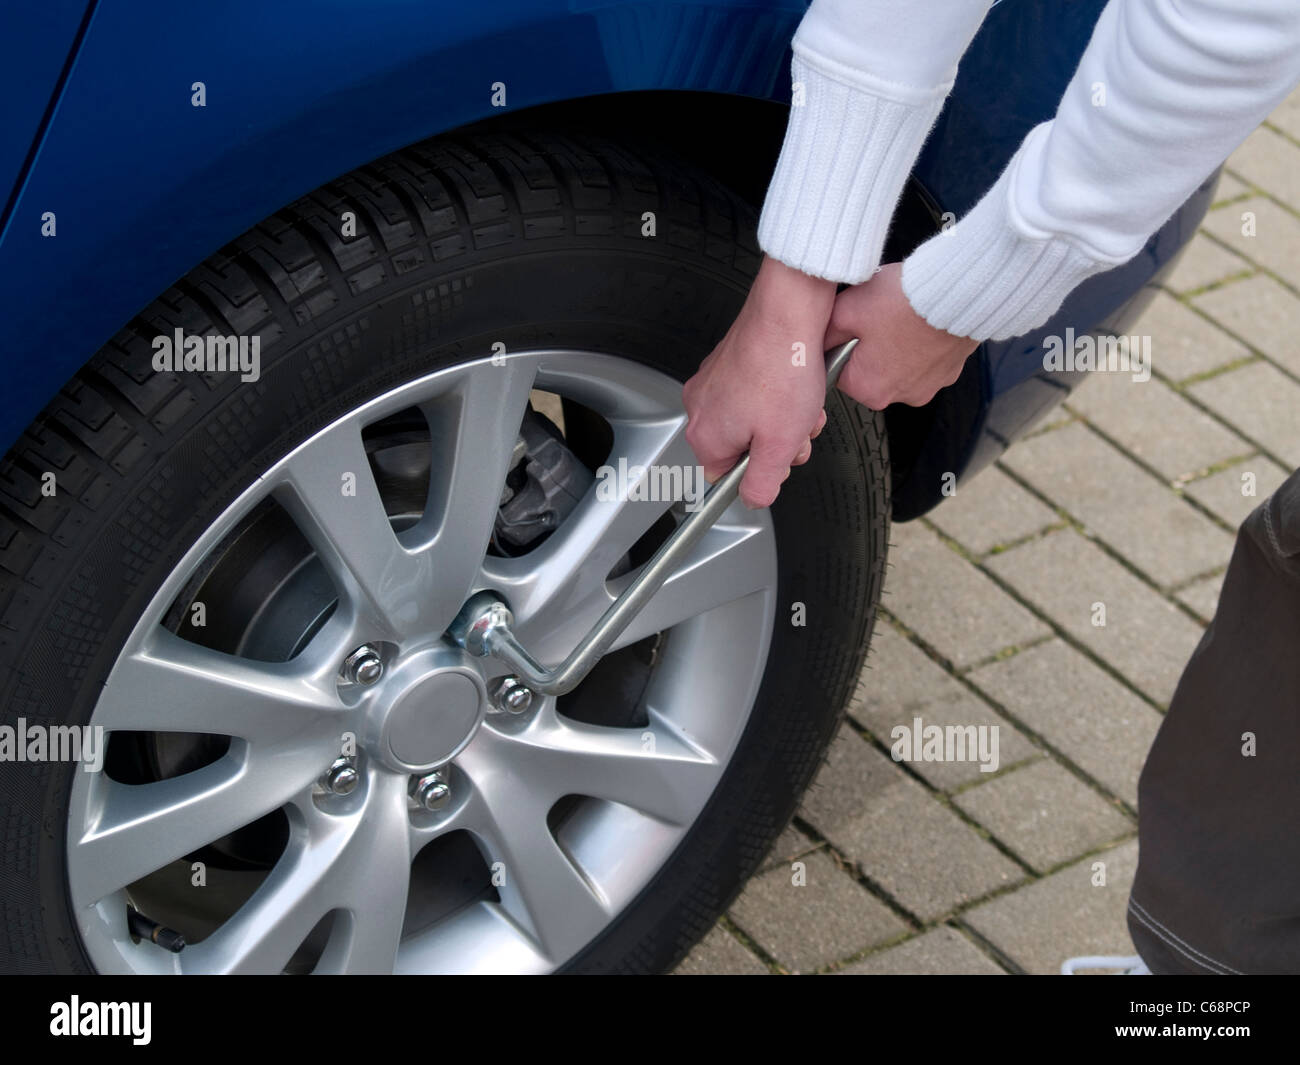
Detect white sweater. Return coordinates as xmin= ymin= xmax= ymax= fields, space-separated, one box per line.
xmin=757 ymin=0 xmax=1300 ymax=341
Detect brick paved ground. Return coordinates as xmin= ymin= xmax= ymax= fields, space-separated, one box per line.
xmin=675 ymin=89 xmax=1300 ymax=975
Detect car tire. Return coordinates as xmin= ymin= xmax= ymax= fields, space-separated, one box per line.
xmin=0 ymin=129 xmax=889 ymax=974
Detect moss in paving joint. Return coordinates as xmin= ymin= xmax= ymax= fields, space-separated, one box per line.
xmin=1221 ymin=166 xmax=1261 ymax=198
xmin=953 ymin=920 xmax=1026 ymax=975
xmin=922 ymin=518 xmax=980 ymax=564
xmin=1262 ymin=119 xmax=1300 ymax=152
xmin=1168 ymin=564 xmax=1228 ymax=595
xmin=947 ymin=527 xmax=1171 ymax=717
xmin=842 ymin=716 xmax=1040 ymax=880
xmin=1174 ymin=237 xmax=1300 ymax=344
xmin=991 ymin=463 xmax=1088 ymax=533
xmin=1020 ymin=413 xmax=1079 ymax=441
xmin=716 ymin=914 xmax=788 ymax=975
xmin=1064 ymin=415 xmax=1240 ymax=537
xmin=1176 ymin=268 xmax=1256 ymax=301
xmin=983 ymin=519 xmax=1072 ymax=558
xmin=826 ymin=918 xmax=1017 ymax=974
xmin=817 ymin=926 xmax=930 ymax=973
xmin=1170 ymin=452 xmax=1264 ymax=488
xmin=995 ymin=442 xmax=1228 ymax=628
xmin=876 ymin=608 xmax=961 ymax=676
xmin=1154 ymin=366 xmax=1297 ymax=477
xmin=959 ymin=633 xmax=1055 ymax=676
xmin=1165 ymin=355 xmax=1260 ymax=392
xmin=883 ymin=566 xmax=1150 ymax=803
xmin=946 ymin=754 xmax=1047 ymax=797
xmin=931 ymin=788 xmax=1039 ymax=880
xmin=790 ymin=815 xmax=925 ymax=931
xmin=885 ymin=592 xmax=1151 ymax=808
xmin=952 ymin=676 xmax=1141 ymax=819
xmin=1032 ymin=830 xmax=1140 ymax=881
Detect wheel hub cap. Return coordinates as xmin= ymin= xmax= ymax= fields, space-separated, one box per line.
xmin=366 ymin=648 xmax=486 ymax=773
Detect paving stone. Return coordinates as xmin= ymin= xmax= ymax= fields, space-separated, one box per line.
xmin=673 ymin=924 xmax=769 ymax=975
xmin=1266 ymin=87 xmax=1300 ymax=143
xmin=851 ymin=623 xmax=1041 ymax=790
xmin=1187 ymin=361 xmax=1300 ymax=467
xmin=953 ymin=761 xmax=1134 ymax=874
xmin=882 ymin=521 xmax=1049 ymax=670
xmin=964 ymin=840 xmax=1139 ymax=975
xmin=1191 ymin=266 xmax=1300 ymax=377
xmin=984 ymin=528 xmax=1207 ymax=705
xmin=967 ymin=640 xmax=1162 ymax=807
xmin=1162 ymin=233 xmax=1251 ymax=295
xmin=1211 ymin=172 xmax=1250 ymax=204
xmin=1130 ymin=289 xmax=1251 ymax=382
xmin=1001 ymin=422 xmax=1233 ymax=588
xmin=1226 ymin=125 xmax=1300 ymax=214
xmin=797 ymin=728 xmax=1023 ymax=920
xmin=1183 ymin=455 xmax=1291 ymax=530
xmin=838 ymin=927 xmax=1005 ymax=975
xmin=1066 ymin=369 xmax=1248 ymax=481
xmin=761 ymin=823 xmax=821 ymax=872
xmin=1176 ymin=570 xmax=1226 ymax=624
xmin=928 ymin=465 xmax=1060 ymax=556
xmin=729 ymin=848 xmax=908 ymax=972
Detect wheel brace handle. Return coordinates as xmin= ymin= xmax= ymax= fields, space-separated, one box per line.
xmin=447 ymin=338 xmax=860 ymax=696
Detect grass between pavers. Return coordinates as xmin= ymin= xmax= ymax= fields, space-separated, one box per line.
xmin=880 ymin=610 xmax=1157 ymax=806
xmin=1056 ymin=410 xmax=1251 ymax=542
xmin=1172 ymin=352 xmax=1259 ymax=388
xmin=715 ymin=915 xmax=786 ymax=975
xmin=1225 ymin=158 xmax=1300 ymax=230
xmin=1167 ymin=451 xmax=1264 ymax=491
xmin=919 ymin=515 xmax=1172 ymax=714
xmin=869 ymin=610 xmax=1139 ymax=816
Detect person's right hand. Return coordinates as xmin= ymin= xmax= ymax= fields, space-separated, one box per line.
xmin=682 ymin=255 xmax=837 ymax=509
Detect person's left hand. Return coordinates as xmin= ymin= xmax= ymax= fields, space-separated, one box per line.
xmin=824 ymin=262 xmax=980 ymax=410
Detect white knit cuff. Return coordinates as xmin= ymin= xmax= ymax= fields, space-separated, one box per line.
xmin=901 ymin=126 xmax=1125 ymax=341
xmin=757 ymin=49 xmax=949 ymax=284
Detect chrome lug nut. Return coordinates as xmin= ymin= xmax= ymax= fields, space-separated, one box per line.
xmin=410 ymin=772 xmax=451 ymax=811
xmin=342 ymin=644 xmax=384 ymax=685
xmin=489 ymin=676 xmax=534 ymax=715
xmin=323 ymin=757 xmax=360 ymax=796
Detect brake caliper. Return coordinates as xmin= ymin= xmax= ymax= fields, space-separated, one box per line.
xmin=494 ymin=410 xmax=593 ymax=553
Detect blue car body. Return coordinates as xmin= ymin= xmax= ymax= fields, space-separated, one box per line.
xmin=0 ymin=0 xmax=1204 ymax=519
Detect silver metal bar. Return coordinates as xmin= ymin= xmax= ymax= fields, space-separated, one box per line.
xmin=450 ymin=338 xmax=860 ymax=696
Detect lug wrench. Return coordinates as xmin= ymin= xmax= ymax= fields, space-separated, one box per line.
xmin=448 ymin=338 xmax=860 ymax=696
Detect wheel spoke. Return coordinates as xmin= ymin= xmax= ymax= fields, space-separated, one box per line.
xmin=394 ymin=900 xmax=551 ymax=975
xmin=608 ymin=519 xmax=774 ymax=652
xmin=69 ymin=732 xmax=337 ymax=907
xmin=487 ymin=709 xmax=721 ymax=826
xmin=456 ymin=749 xmax=613 ymax=963
xmin=95 ymin=629 xmax=338 ymax=739
xmin=188 ymin=773 xmax=411 ymax=974
xmin=412 ymin=358 xmax=537 ymax=625
xmin=276 ymin=415 xmax=439 ymax=639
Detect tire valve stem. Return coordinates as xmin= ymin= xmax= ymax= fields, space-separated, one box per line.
xmin=127 ymin=907 xmax=187 ymax=953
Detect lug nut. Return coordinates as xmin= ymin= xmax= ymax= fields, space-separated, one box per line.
xmin=323 ymin=757 xmax=360 ymax=796
xmin=410 ymin=772 xmax=451 ymax=811
xmin=489 ymin=676 xmax=534 ymax=715
xmin=343 ymin=644 xmax=384 ymax=685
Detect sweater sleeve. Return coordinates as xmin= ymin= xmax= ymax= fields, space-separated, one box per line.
xmin=756 ymin=0 xmax=995 ymax=283
xmin=759 ymin=0 xmax=1300 ymax=343
xmin=901 ymin=0 xmax=1300 ymax=340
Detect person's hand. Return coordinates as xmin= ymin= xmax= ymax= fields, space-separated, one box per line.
xmin=824 ymin=262 xmax=980 ymax=409
xmin=683 ymin=255 xmax=837 ymax=509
